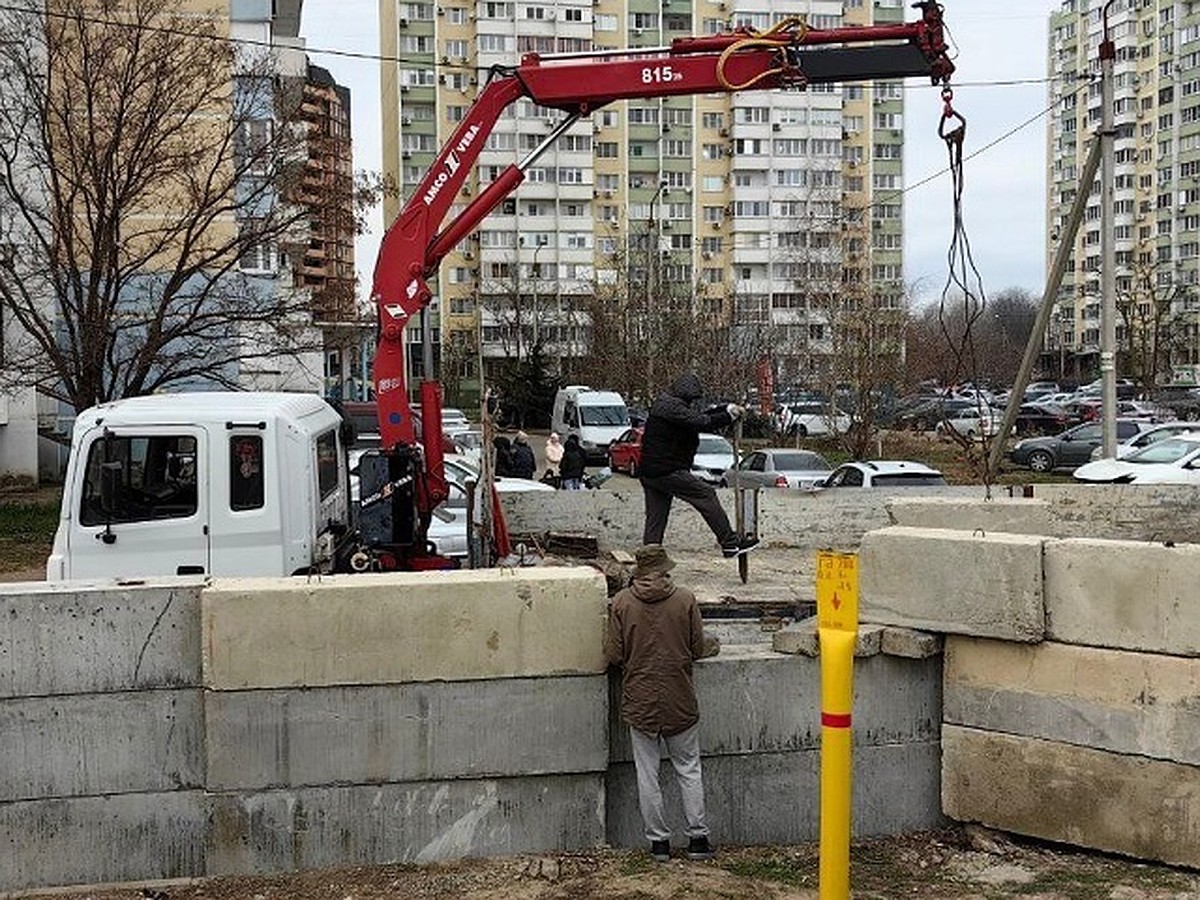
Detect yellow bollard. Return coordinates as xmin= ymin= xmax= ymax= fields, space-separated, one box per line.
xmin=816 ymin=551 xmax=859 ymax=900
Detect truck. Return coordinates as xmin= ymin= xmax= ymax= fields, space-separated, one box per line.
xmin=48 ymin=6 xmax=956 ymax=578
xmin=551 ymin=386 xmax=631 ymax=463
xmin=46 ymin=393 xmax=355 ymax=580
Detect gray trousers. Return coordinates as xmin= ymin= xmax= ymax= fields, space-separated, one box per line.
xmin=629 ymin=723 xmax=709 ymax=843
xmin=640 ymin=470 xmax=735 ymax=547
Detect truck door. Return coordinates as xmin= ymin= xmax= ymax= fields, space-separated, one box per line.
xmin=64 ymin=425 xmax=210 ymax=579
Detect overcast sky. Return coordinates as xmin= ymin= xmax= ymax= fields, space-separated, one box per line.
xmin=299 ymin=1 xmax=1062 ymax=309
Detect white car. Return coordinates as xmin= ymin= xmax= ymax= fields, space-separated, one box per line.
xmin=1088 ymin=421 xmax=1200 ymax=461
xmin=691 ymin=433 xmax=736 ymax=484
xmin=814 ymin=460 xmax=947 ymax=488
xmin=935 ymin=408 xmax=1009 ymax=440
xmin=777 ymin=401 xmax=851 ymax=437
xmin=1073 ymin=433 xmax=1200 ymax=485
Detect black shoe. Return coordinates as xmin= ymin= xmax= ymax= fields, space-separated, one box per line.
xmin=721 ymin=536 xmax=760 ymax=558
xmin=686 ymin=836 xmax=715 ymax=860
xmin=650 ymin=840 xmax=671 ymax=862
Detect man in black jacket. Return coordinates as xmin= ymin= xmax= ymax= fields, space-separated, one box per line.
xmin=639 ymin=373 xmax=757 ymax=557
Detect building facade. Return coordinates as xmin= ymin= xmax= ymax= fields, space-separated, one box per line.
xmin=379 ymin=0 xmax=909 ymax=408
xmin=1046 ymin=0 xmax=1200 ymax=385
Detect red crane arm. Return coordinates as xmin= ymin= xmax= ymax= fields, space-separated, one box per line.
xmin=370 ymin=0 xmax=954 ymax=526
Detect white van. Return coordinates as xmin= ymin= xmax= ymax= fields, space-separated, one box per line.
xmin=552 ymin=385 xmax=630 ymax=462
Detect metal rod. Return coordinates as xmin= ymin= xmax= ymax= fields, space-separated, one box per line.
xmin=1099 ymin=0 xmax=1118 ymax=458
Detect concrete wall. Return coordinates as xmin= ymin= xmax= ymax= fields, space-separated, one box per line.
xmin=0 ymin=569 xmax=944 ymax=892
xmin=503 ymin=486 xmax=986 ymax=553
xmin=853 ymin=519 xmax=1200 ymax=870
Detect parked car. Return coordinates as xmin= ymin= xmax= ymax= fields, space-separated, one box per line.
xmin=890 ymin=397 xmax=976 ymax=432
xmin=1023 ymin=381 xmax=1061 ymax=401
xmin=723 ymin=448 xmax=833 ymax=490
xmin=1013 ymin=402 xmax=1073 ymax=437
xmin=1088 ymin=421 xmax=1200 ymax=461
xmin=607 ymin=426 xmax=644 ymax=476
xmin=777 ymin=401 xmax=851 ymax=437
xmin=451 ymin=429 xmax=484 ymax=461
xmin=692 ymin=434 xmax=736 ymax=484
xmin=1008 ymin=420 xmax=1153 ymax=473
xmin=814 ymin=460 xmax=947 ymax=488
xmin=935 ymin=407 xmax=1009 ymax=440
xmin=1073 ymin=433 xmax=1200 ymax=485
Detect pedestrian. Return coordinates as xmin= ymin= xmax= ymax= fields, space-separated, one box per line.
xmin=559 ymin=433 xmax=587 ymax=490
xmin=493 ymin=435 xmax=515 ymax=478
xmin=639 ymin=372 xmax=757 ymax=557
xmin=604 ymin=543 xmax=720 ymax=862
xmin=543 ymin=432 xmax=564 ymax=487
xmin=511 ymin=431 xmax=536 ymax=479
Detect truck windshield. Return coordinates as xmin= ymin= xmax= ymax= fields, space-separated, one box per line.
xmin=580 ymin=405 xmax=629 ymax=426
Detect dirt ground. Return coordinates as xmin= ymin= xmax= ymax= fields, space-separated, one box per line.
xmin=12 ymin=827 xmax=1200 ymax=900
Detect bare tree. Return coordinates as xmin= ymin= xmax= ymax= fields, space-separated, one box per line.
xmin=0 ymin=0 xmax=327 ymax=412
xmin=1115 ymin=261 xmax=1195 ymax=395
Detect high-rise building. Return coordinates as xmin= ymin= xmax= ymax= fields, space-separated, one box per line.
xmin=1046 ymin=0 xmax=1200 ymax=385
xmin=379 ymin=0 xmax=909 ymax=407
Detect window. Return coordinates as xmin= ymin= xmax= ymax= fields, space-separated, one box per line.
xmin=80 ymin=434 xmax=198 ymax=526
xmin=230 ymin=435 xmax=264 ymax=511
xmin=316 ymin=430 xmax=340 ymax=501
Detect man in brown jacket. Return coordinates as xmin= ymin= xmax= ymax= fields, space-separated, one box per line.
xmin=604 ymin=544 xmax=720 ymax=862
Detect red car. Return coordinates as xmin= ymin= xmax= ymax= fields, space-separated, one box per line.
xmin=608 ymin=426 xmax=644 ymax=476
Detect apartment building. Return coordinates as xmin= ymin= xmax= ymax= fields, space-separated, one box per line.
xmin=379 ymin=0 xmax=909 ymax=407
xmin=1046 ymin=0 xmax=1200 ymax=384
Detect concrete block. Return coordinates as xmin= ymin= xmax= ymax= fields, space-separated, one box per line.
xmin=606 ymin=741 xmax=944 ymax=848
xmin=202 ymin=567 xmax=609 ymax=690
xmin=205 ymin=675 xmax=608 ymax=790
xmin=1032 ymin=484 xmax=1200 ymax=543
xmin=0 ymin=581 xmax=202 ymax=698
xmin=206 ymin=774 xmax=605 ymax=875
xmin=944 ymin=637 xmax=1200 ymax=766
xmin=1044 ymin=539 xmax=1200 ymax=655
xmin=859 ymin=526 xmax=1045 ymax=642
xmin=609 ymin=651 xmax=941 ymax=761
xmin=770 ymin=619 xmax=885 ymax=657
xmin=942 ymin=724 xmax=1200 ymax=869
xmin=886 ymin=496 xmax=1054 ymax=537
xmin=0 ymin=790 xmax=207 ymax=892
xmin=0 ymin=690 xmax=203 ymax=801
xmin=881 ymin=626 xmax=943 ymax=659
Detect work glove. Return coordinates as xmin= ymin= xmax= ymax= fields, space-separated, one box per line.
xmin=726 ymin=403 xmax=745 ymax=420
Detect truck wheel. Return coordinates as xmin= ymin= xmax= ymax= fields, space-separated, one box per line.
xmin=1028 ymin=450 xmax=1054 ymax=472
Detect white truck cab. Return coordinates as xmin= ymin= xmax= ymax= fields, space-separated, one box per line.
xmin=551 ymin=385 xmax=630 ymax=463
xmin=46 ymin=392 xmax=351 ymax=581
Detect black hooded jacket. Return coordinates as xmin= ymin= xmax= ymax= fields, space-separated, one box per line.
xmin=639 ymin=373 xmax=733 ymax=478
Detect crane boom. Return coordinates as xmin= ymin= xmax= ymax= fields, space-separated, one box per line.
xmin=367 ymin=1 xmax=955 ymax=568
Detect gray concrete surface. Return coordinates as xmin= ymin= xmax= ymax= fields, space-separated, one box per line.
xmin=942 ymin=724 xmax=1200 ymax=869
xmin=206 ymin=775 xmax=607 ymax=875
xmin=0 ymin=790 xmax=208 ymax=889
xmin=1044 ymin=538 xmax=1200 ymax=655
xmin=859 ymin=526 xmax=1045 ymax=641
xmin=0 ymin=580 xmax=203 ymax=697
xmin=944 ymin=637 xmax=1200 ymax=766
xmin=607 ymin=741 xmax=945 ymax=848
xmin=0 ymin=690 xmax=203 ymax=801
xmin=205 ymin=676 xmax=608 ymax=790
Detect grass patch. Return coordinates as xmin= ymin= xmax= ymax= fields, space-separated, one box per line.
xmin=720 ymin=854 xmax=812 ymax=888
xmin=0 ymin=491 xmax=61 ymax=573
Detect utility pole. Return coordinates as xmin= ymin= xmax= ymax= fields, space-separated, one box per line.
xmin=1099 ymin=0 xmax=1118 ymax=458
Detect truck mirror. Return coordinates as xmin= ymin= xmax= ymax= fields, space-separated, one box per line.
xmin=99 ymin=461 xmax=123 ymax=514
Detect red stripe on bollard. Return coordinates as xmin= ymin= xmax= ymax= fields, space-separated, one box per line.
xmin=821 ymin=712 xmax=852 ymax=728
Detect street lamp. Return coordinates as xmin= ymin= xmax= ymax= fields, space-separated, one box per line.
xmin=532 ymin=237 xmax=547 ymax=347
